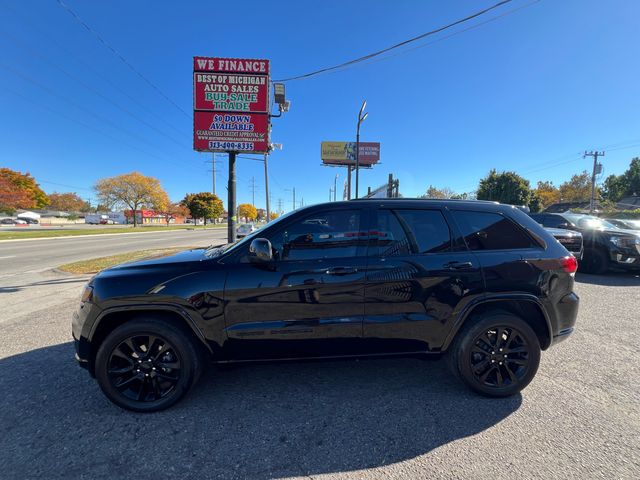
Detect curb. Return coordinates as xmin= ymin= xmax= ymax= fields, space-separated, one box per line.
xmin=0 ymin=227 xmax=223 ymax=243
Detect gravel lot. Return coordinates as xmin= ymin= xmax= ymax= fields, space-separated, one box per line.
xmin=0 ymin=268 xmax=638 ymax=479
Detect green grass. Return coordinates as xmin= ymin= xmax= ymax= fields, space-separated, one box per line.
xmin=0 ymin=224 xmax=224 ymax=240
xmin=57 ymin=248 xmax=189 ymax=274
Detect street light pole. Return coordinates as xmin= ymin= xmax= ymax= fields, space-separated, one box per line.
xmin=334 ymin=173 xmax=339 ymax=201
xmin=355 ymin=100 xmax=368 ymax=199
xmin=264 ymin=152 xmax=270 ymax=222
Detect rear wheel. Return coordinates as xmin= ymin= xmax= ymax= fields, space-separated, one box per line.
xmin=579 ymin=248 xmax=610 ymax=274
xmin=95 ymin=318 xmax=203 ymax=412
xmin=449 ymin=314 xmax=541 ymax=397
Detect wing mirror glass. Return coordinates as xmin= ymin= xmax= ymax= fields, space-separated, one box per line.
xmin=249 ymin=238 xmax=273 ymax=263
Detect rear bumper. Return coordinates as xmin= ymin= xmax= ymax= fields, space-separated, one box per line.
xmin=549 ymin=291 xmax=579 ymax=347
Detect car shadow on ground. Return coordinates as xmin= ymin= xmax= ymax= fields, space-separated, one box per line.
xmin=0 ymin=343 xmax=521 ymax=479
xmin=575 ymin=271 xmax=640 ymax=287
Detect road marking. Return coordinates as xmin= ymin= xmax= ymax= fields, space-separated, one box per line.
xmin=0 ymin=256 xmax=17 ymax=259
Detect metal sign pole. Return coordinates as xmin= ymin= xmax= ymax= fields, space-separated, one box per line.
xmin=264 ymin=152 xmax=271 ymax=222
xmin=228 ymin=152 xmax=237 ymax=243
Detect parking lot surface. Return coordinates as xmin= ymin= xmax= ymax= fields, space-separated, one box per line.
xmin=0 ymin=237 xmax=638 ymax=479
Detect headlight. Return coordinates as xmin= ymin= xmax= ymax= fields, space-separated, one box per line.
xmin=80 ymin=285 xmax=94 ymax=304
xmin=609 ymin=235 xmax=640 ymax=249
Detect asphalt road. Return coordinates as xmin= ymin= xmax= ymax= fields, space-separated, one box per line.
xmin=0 ymin=233 xmax=638 ymax=479
xmin=0 ymin=228 xmax=227 ymax=277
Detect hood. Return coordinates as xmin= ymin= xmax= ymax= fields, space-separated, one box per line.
xmin=545 ymin=227 xmax=581 ymax=237
xmin=105 ymin=248 xmax=209 ymax=273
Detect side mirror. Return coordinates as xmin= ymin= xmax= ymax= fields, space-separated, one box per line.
xmin=558 ymin=222 xmax=570 ymax=229
xmin=249 ymin=238 xmax=273 ymax=263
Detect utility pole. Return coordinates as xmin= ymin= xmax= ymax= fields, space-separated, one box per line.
xmin=334 ymin=173 xmax=339 ymax=202
xmin=347 ymin=166 xmax=352 ymax=200
xmin=228 ymin=152 xmax=237 ymax=243
xmin=277 ymin=198 xmax=283 ymax=214
xmin=293 ymin=188 xmax=296 ymax=210
xmin=584 ymin=151 xmax=605 ymax=213
xmin=212 ymin=153 xmax=216 ymax=196
xmin=249 ymin=176 xmax=257 ymax=207
xmin=355 ymin=100 xmax=368 ymax=199
xmin=264 ymin=153 xmax=271 ymax=222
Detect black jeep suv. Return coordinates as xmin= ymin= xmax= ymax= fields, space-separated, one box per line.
xmin=73 ymin=199 xmax=579 ymax=411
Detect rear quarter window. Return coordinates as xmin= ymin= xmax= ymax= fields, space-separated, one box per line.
xmin=451 ymin=210 xmax=538 ymax=251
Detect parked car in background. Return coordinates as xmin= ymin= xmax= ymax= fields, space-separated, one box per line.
xmin=605 ymin=218 xmax=640 ymax=230
xmin=13 ymin=218 xmax=27 ymax=225
xmin=73 ymin=199 xmax=580 ymax=411
xmin=1 ymin=218 xmax=16 ymax=225
xmin=236 ymin=223 xmax=257 ymax=238
xmin=543 ymin=227 xmax=583 ymax=260
xmin=21 ymin=217 xmax=39 ymax=224
xmin=530 ymin=213 xmax=640 ymax=273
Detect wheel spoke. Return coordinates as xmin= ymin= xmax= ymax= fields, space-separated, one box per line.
xmin=505 ymin=346 xmax=527 ymax=354
xmin=114 ymin=374 xmax=139 ymax=389
xmin=506 ymin=357 xmax=527 ymax=366
xmin=155 ymin=371 xmax=179 ymax=381
xmin=146 ymin=335 xmax=158 ymax=357
xmin=136 ymin=379 xmax=146 ymax=401
xmin=151 ymin=377 xmax=162 ymax=399
xmin=111 ymin=347 xmax=133 ymax=363
xmin=495 ymin=327 xmax=505 ymax=348
xmin=479 ymin=332 xmax=493 ymax=349
xmin=504 ymin=363 xmax=518 ymax=384
xmin=472 ymin=358 xmax=490 ymax=374
xmin=479 ymin=365 xmax=496 ymax=383
xmin=157 ymin=360 xmax=180 ymax=370
xmin=108 ymin=364 xmax=134 ymax=375
xmin=124 ymin=338 xmax=144 ymax=358
xmin=495 ymin=367 xmax=504 ymax=387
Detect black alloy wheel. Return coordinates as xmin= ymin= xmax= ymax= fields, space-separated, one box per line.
xmin=95 ymin=318 xmax=203 ymax=412
xmin=107 ymin=334 xmax=181 ymax=402
xmin=469 ymin=326 xmax=530 ymax=389
xmin=449 ymin=313 xmax=541 ymax=397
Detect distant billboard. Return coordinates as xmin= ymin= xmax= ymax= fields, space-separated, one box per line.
xmin=321 ymin=141 xmax=380 ymax=167
xmin=193 ymin=56 xmax=270 ymax=154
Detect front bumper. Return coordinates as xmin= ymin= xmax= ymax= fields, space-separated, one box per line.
xmin=609 ymin=251 xmax=640 ymax=270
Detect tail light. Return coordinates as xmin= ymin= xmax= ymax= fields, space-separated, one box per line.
xmin=560 ymin=255 xmax=578 ymax=274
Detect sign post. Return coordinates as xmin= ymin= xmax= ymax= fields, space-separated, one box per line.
xmin=193 ymin=57 xmax=270 ymax=242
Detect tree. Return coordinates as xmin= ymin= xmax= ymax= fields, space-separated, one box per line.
xmin=532 ymin=181 xmax=560 ymax=209
xmin=94 ymin=172 xmax=168 ymax=227
xmin=0 ymin=168 xmax=48 ymax=209
xmin=558 ymin=171 xmax=593 ymax=202
xmin=181 ymin=192 xmax=223 ymax=226
xmin=602 ymin=157 xmax=640 ymax=203
xmin=47 ymin=192 xmax=91 ymax=212
xmin=0 ymin=177 xmax=32 ymax=214
xmin=421 ymin=185 xmax=456 ymax=199
xmin=158 ymin=202 xmax=190 ymax=226
xmin=476 ymin=169 xmax=532 ymax=206
xmin=238 ymin=203 xmax=257 ymax=222
xmin=269 ymin=212 xmax=279 ymax=220
xmin=601 ymin=174 xmax=626 ymax=202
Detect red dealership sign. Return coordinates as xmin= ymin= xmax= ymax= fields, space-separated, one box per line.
xmin=194 ymin=112 xmax=269 ymax=153
xmin=193 ymin=56 xmax=270 ymax=153
xmin=194 ymin=73 xmax=268 ymax=112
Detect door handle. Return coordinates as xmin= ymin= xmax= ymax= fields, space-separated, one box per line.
xmin=443 ymin=261 xmax=473 ymax=270
xmin=326 ymin=266 xmax=357 ymax=276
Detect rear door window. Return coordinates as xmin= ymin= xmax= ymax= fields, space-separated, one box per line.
xmin=374 ymin=209 xmax=451 ymax=256
xmin=451 ymin=211 xmax=537 ymax=251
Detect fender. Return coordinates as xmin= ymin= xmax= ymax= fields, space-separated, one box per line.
xmin=442 ymin=293 xmax=553 ymax=351
xmin=90 ymin=303 xmax=213 ymax=353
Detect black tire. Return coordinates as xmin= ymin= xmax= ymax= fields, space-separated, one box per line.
xmin=95 ymin=318 xmax=203 ymax=412
xmin=579 ymin=248 xmax=610 ymax=274
xmin=448 ymin=313 xmax=541 ymax=397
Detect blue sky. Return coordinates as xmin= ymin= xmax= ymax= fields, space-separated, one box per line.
xmin=1 ymin=0 xmax=639 ymax=211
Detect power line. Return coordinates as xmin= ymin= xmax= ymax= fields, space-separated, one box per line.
xmin=55 ymin=0 xmax=190 ymax=118
xmin=4 ymin=84 xmax=192 ymax=171
xmin=0 ymin=30 xmax=189 ymax=150
xmin=0 ymin=2 xmax=188 ymax=136
xmin=274 ymin=0 xmax=514 ymax=82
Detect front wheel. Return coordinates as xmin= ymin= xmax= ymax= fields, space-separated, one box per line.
xmin=449 ymin=314 xmax=541 ymax=397
xmin=95 ymin=318 xmax=203 ymax=412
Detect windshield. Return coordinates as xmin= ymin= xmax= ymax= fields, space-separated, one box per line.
xmin=204 ymin=208 xmax=302 ymax=258
xmin=564 ymin=214 xmax=618 ymax=230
